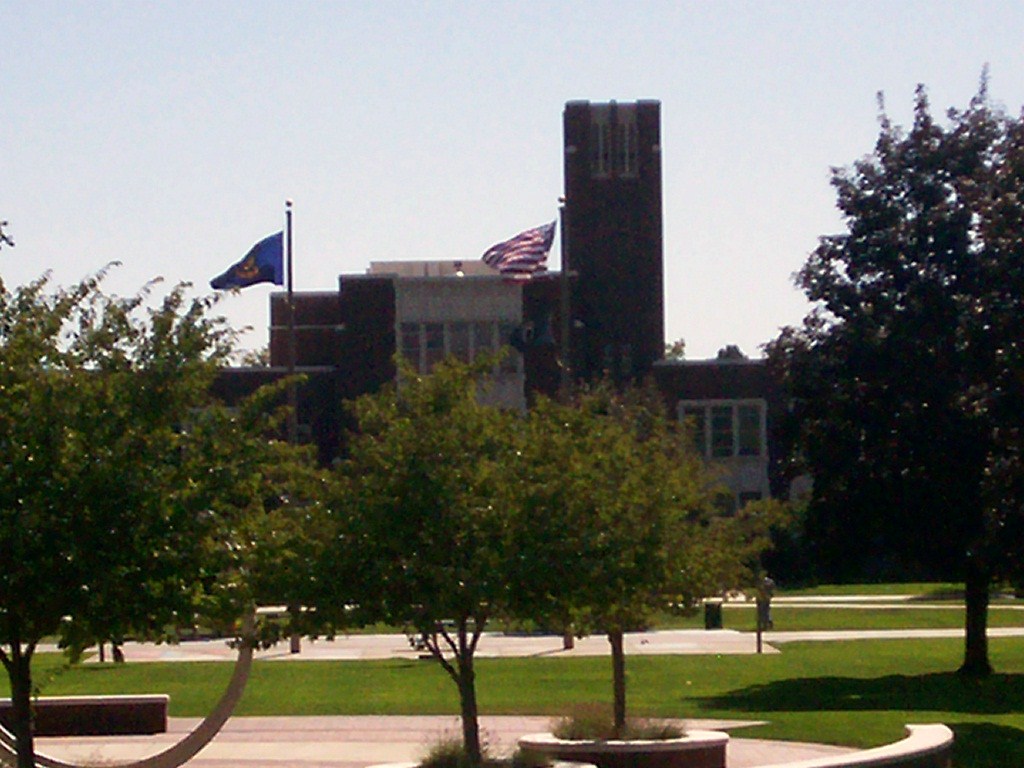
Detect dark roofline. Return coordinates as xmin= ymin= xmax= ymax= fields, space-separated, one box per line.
xmin=653 ymin=358 xmax=765 ymax=368
xmin=220 ymin=365 xmax=337 ymax=375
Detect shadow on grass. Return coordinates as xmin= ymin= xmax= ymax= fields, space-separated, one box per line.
xmin=949 ymin=722 xmax=1024 ymax=768
xmin=700 ymin=672 xmax=1024 ymax=715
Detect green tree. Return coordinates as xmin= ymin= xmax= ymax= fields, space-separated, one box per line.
xmin=237 ymin=344 xmax=271 ymax=367
xmin=664 ymin=338 xmax=686 ymax=361
xmin=0 ymin=270 xmax=294 ymax=767
xmin=522 ymin=384 xmax=727 ymax=732
xmin=321 ymin=358 xmax=532 ymax=768
xmin=176 ymin=380 xmax=329 ymax=644
xmin=242 ymin=416 xmax=333 ymax=645
xmin=767 ymin=78 xmax=1024 ymax=676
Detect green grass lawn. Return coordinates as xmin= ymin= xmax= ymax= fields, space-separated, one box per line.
xmin=11 ymin=585 xmax=1024 ymax=768
xmin=732 ymin=604 xmax=1024 ymax=631
xmin=11 ymin=637 xmax=1024 ymax=768
xmin=652 ymin=604 xmax=1024 ymax=632
xmin=778 ymin=583 xmax=965 ymax=597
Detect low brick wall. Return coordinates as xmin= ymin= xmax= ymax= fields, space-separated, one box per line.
xmin=0 ymin=694 xmax=168 ymax=736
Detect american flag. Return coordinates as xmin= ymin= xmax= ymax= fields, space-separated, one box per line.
xmin=481 ymin=221 xmax=556 ymax=278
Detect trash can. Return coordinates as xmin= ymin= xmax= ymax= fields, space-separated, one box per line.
xmin=703 ymin=600 xmax=723 ymax=630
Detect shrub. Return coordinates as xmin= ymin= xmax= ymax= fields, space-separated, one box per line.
xmin=551 ymin=704 xmax=684 ymax=741
xmin=421 ymin=738 xmax=475 ymax=768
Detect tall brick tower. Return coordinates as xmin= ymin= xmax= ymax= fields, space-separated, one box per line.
xmin=563 ymin=100 xmax=664 ymax=384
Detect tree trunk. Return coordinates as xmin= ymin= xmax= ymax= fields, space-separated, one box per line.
xmin=608 ymin=629 xmax=627 ymax=734
xmin=288 ymin=602 xmax=302 ymax=654
xmin=425 ymin=619 xmax=485 ymax=768
xmin=960 ymin=560 xmax=992 ymax=677
xmin=457 ymin=651 xmax=482 ymax=767
xmin=8 ymin=650 xmax=35 ymax=768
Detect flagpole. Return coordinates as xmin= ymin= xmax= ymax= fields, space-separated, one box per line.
xmin=286 ymin=199 xmax=297 ymax=446
xmin=558 ymin=197 xmax=575 ymax=653
xmin=285 ymin=199 xmax=301 ymax=655
xmin=558 ymin=198 xmax=572 ymax=401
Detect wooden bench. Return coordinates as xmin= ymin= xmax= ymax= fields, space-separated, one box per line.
xmin=0 ymin=694 xmax=168 ymax=736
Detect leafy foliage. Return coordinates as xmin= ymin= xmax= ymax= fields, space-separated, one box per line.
xmin=520 ymin=382 xmax=750 ymax=730
xmin=321 ymin=357 xmax=533 ymax=767
xmin=0 ymin=270 xmax=313 ymax=767
xmin=663 ymin=338 xmax=686 ymax=361
xmin=322 ymin=362 xmax=770 ymax=754
xmin=767 ymin=76 xmax=1024 ymax=675
xmin=523 ymin=384 xmax=721 ymax=634
xmin=551 ymin=703 xmax=683 ymax=741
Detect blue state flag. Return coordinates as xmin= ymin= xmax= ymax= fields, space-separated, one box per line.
xmin=210 ymin=232 xmax=284 ymax=290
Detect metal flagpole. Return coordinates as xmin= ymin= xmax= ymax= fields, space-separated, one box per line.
xmin=285 ymin=199 xmax=302 ymax=655
xmin=285 ymin=199 xmax=297 ymax=445
xmin=558 ymin=198 xmax=572 ymax=401
xmin=558 ymin=197 xmax=575 ymax=652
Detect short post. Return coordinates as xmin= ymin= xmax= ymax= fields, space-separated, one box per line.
xmin=755 ymin=574 xmax=774 ymax=655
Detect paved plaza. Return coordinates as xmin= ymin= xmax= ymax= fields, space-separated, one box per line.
xmin=27 ymin=619 xmax=1005 ymax=767
xmin=35 ymin=714 xmax=857 ymax=768
xmin=79 ymin=627 xmax=780 ymax=663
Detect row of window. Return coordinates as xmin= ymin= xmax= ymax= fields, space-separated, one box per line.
xmin=590 ymin=118 xmax=639 ymax=178
xmin=679 ymin=400 xmax=765 ymax=458
xmin=399 ymin=321 xmax=520 ymax=374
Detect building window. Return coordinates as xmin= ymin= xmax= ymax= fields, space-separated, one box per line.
xmin=678 ymin=400 xmax=766 ymax=459
xmin=590 ymin=104 xmax=638 ymax=179
xmin=617 ymin=119 xmax=638 ymax=177
xmin=397 ymin=320 xmax=523 ymax=376
xmin=590 ymin=119 xmax=611 ymax=177
xmin=737 ymin=404 xmax=761 ymax=456
xmin=424 ymin=323 xmax=445 ymax=371
xmin=710 ymin=405 xmax=733 ymax=458
xmin=472 ymin=321 xmax=494 ymax=357
xmin=400 ymin=322 xmax=421 ymax=369
xmin=498 ymin=322 xmax=519 ymax=373
xmin=682 ymin=406 xmax=706 ymax=455
xmin=449 ymin=322 xmax=471 ymax=362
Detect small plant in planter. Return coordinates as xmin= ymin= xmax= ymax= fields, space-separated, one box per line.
xmin=420 ymin=736 xmax=552 ymax=768
xmin=521 ymin=705 xmax=725 ymax=768
xmin=420 ymin=738 xmax=485 ymax=768
xmin=552 ymin=704 xmax=685 ymax=742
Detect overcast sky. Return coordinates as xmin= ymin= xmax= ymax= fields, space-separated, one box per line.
xmin=4 ymin=1 xmax=1024 ymax=359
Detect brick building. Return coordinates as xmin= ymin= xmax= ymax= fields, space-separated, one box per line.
xmin=216 ymin=100 xmax=782 ymax=505
xmin=563 ymin=100 xmax=664 ymax=384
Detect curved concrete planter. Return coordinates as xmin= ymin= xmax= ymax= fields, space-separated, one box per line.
xmin=754 ymin=724 xmax=953 ymax=768
xmin=518 ymin=730 xmax=729 ymax=768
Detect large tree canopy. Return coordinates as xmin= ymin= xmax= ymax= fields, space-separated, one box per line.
xmin=768 ymin=79 xmax=1024 ymax=675
xmin=320 ymin=358 xmax=536 ymax=768
xmin=0 ymin=271 xmax=307 ymax=767
xmin=320 ymin=360 xmax=773 ymax=757
xmin=522 ymin=383 xmax=756 ymax=732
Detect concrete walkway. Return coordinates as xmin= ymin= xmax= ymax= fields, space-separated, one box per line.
xmin=26 ymin=624 xmax=982 ymax=767
xmin=35 ymin=715 xmax=856 ymax=768
xmin=53 ymin=624 xmax=1024 ymax=664
xmin=68 ymin=628 xmax=780 ymax=663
